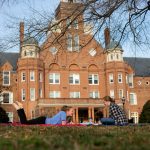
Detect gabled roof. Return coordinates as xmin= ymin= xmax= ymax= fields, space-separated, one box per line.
xmin=124 ymin=57 xmax=150 ymax=77
xmin=0 ymin=52 xmax=19 ymax=71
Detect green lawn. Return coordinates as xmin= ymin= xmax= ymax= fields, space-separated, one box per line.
xmin=0 ymin=125 xmax=150 ymax=150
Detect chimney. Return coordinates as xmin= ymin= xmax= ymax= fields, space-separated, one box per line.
xmin=20 ymin=22 xmax=24 ymax=48
xmin=104 ymin=27 xmax=110 ymax=49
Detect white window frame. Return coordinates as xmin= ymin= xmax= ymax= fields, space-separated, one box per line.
xmin=69 ymin=73 xmax=80 ymax=84
xmin=6 ymin=112 xmax=13 ymax=122
xmin=49 ymin=91 xmax=61 ymax=98
xmin=0 ymin=92 xmax=13 ymax=104
xmin=118 ymin=73 xmax=123 ymax=83
xmin=89 ymin=91 xmax=100 ymax=99
xmin=130 ymin=112 xmax=139 ymax=124
xmin=70 ymin=92 xmax=80 ymax=98
xmin=49 ymin=73 xmax=60 ymax=84
xmin=3 ymin=71 xmax=10 ymax=85
xmin=110 ymin=90 xmax=115 ymax=99
xmin=30 ymin=88 xmax=35 ymax=101
xmin=88 ymin=74 xmax=99 ymax=85
xmin=30 ymin=71 xmax=35 ymax=81
xmin=21 ymin=72 xmax=26 ymax=82
xmin=21 ymin=89 xmax=25 ymax=101
xmin=129 ymin=93 xmax=137 ymax=105
xmin=109 ymin=73 xmax=114 ymax=83
xmin=128 ymin=74 xmax=134 ymax=88
xmin=119 ymin=89 xmax=123 ymax=99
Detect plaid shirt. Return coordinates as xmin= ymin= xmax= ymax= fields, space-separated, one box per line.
xmin=109 ymin=103 xmax=128 ymax=125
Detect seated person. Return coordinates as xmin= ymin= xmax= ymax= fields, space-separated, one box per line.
xmin=100 ymin=96 xmax=128 ymax=125
xmin=13 ymin=101 xmax=74 ymax=125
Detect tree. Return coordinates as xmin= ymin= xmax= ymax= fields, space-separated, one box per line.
xmin=0 ymin=0 xmax=150 ymax=53
xmin=139 ymin=100 xmax=150 ymax=123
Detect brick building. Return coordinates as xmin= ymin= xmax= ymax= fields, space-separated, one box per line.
xmin=1 ymin=0 xmax=150 ymax=123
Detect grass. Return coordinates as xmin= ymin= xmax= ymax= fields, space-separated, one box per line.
xmin=0 ymin=125 xmax=150 ymax=150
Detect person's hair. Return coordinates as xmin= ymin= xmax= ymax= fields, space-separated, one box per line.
xmin=66 ymin=116 xmax=72 ymax=123
xmin=61 ymin=105 xmax=73 ymax=112
xmin=103 ymin=96 xmax=115 ymax=103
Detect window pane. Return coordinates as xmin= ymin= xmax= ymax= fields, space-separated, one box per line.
xmin=3 ymin=93 xmax=9 ymax=103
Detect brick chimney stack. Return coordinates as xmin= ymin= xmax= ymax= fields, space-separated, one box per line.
xmin=104 ymin=28 xmax=110 ymax=49
xmin=20 ymin=22 xmax=24 ymax=49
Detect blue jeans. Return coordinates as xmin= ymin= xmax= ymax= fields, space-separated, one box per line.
xmin=100 ymin=118 xmax=115 ymax=125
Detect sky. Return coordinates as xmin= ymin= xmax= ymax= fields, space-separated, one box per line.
xmin=0 ymin=0 xmax=150 ymax=58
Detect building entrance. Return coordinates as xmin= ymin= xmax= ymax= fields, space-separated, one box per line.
xmin=78 ymin=108 xmax=88 ymax=123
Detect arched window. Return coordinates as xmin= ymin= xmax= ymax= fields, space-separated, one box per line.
xmin=74 ymin=34 xmax=79 ymax=51
xmin=67 ymin=34 xmax=72 ymax=51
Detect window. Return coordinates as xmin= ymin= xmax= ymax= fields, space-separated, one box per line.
xmin=89 ymin=48 xmax=97 ymax=57
xmin=70 ymin=92 xmax=80 ymax=98
xmin=110 ymin=54 xmax=114 ymax=60
xmin=118 ymin=73 xmax=122 ymax=83
xmin=69 ymin=73 xmax=80 ymax=84
xmin=49 ymin=91 xmax=60 ymax=98
xmin=73 ymin=19 xmax=78 ymax=29
xmin=39 ymin=72 xmax=42 ymax=82
xmin=3 ymin=71 xmax=10 ymax=85
xmin=116 ymin=54 xmax=119 ymax=60
xmin=39 ymin=88 xmax=42 ymax=98
xmin=129 ymin=93 xmax=137 ymax=105
xmin=130 ymin=112 xmax=138 ymax=124
xmin=21 ymin=72 xmax=26 ymax=82
xmin=49 ymin=73 xmax=60 ymax=84
xmin=30 ymin=71 xmax=35 ymax=81
xmin=67 ymin=34 xmax=72 ymax=51
xmin=110 ymin=90 xmax=114 ymax=99
xmin=88 ymin=74 xmax=99 ymax=85
xmin=119 ymin=89 xmax=123 ymax=98
xmin=66 ymin=18 xmax=71 ymax=28
xmin=6 ymin=112 xmax=13 ymax=122
xmin=109 ymin=73 xmax=114 ymax=83
xmin=1 ymin=92 xmax=13 ymax=104
xmin=74 ymin=35 xmax=79 ymax=51
xmin=50 ymin=47 xmax=58 ymax=55
xmin=128 ymin=74 xmax=133 ymax=88
xmin=30 ymin=88 xmax=35 ymax=101
xmin=21 ymin=89 xmax=25 ymax=101
xmin=89 ymin=91 xmax=99 ymax=99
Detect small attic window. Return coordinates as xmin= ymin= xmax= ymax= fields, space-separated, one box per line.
xmin=89 ymin=48 xmax=97 ymax=57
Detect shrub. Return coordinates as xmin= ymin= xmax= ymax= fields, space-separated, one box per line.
xmin=139 ymin=100 xmax=150 ymax=123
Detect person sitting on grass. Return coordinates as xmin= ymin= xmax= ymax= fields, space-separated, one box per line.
xmin=13 ymin=101 xmax=74 ymax=125
xmin=101 ymin=96 xmax=128 ymax=126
